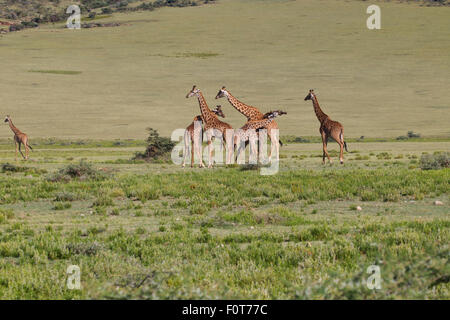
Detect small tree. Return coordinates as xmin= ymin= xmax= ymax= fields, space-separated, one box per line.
xmin=133 ymin=128 xmax=175 ymax=162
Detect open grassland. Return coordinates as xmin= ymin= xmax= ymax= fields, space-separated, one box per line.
xmin=0 ymin=140 xmax=448 ymax=299
xmin=0 ymin=0 xmax=449 ymax=140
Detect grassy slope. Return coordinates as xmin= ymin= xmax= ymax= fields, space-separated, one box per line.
xmin=0 ymin=0 xmax=449 ymax=139
xmin=0 ymin=141 xmax=448 ymax=299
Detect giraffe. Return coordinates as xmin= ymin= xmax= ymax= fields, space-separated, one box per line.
xmin=304 ymin=89 xmax=348 ymax=164
xmin=4 ymin=115 xmax=33 ymax=160
xmin=186 ymin=86 xmax=233 ymax=167
xmin=234 ymin=110 xmax=287 ymax=164
xmin=182 ymin=105 xmax=225 ymax=168
xmin=215 ymin=86 xmax=282 ymax=161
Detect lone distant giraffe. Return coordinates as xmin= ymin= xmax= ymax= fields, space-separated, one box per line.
xmin=4 ymin=115 xmax=33 ymax=160
xmin=216 ymin=86 xmax=282 ymax=161
xmin=182 ymin=105 xmax=225 ymax=168
xmin=304 ymin=90 xmax=348 ymax=164
xmin=186 ymin=86 xmax=233 ymax=167
xmin=235 ymin=110 xmax=287 ymax=163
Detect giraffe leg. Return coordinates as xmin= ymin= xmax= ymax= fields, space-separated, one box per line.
xmin=331 ymin=131 xmax=344 ymax=164
xmin=267 ymin=129 xmax=273 ymax=161
xmin=235 ymin=135 xmax=245 ymax=164
xmin=207 ymin=140 xmax=213 ymax=168
xmin=269 ymin=129 xmax=279 ymax=163
xmin=14 ymin=141 xmax=18 ymax=161
xmin=197 ymin=140 xmax=205 ymax=168
xmin=206 ymin=131 xmax=214 ymax=168
xmin=249 ymin=134 xmax=258 ymax=164
xmin=190 ymin=138 xmax=195 ymax=167
xmin=225 ymin=129 xmax=233 ymax=165
xmin=321 ymin=131 xmax=331 ymax=164
xmin=182 ymin=131 xmax=188 ymax=168
xmin=25 ymin=138 xmax=29 ymax=160
xmin=338 ymin=141 xmax=344 ymax=164
xmin=320 ymin=131 xmax=326 ymax=164
xmin=196 ymin=130 xmax=205 ymax=168
xmin=18 ymin=142 xmax=26 ymax=160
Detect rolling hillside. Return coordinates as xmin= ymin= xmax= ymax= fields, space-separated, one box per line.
xmin=0 ymin=0 xmax=449 ymax=139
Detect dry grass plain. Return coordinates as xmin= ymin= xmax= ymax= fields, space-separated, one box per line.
xmin=0 ymin=0 xmax=449 ymax=139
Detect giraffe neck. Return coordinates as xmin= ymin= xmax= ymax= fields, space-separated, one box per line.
xmin=311 ymin=95 xmax=328 ymax=123
xmin=195 ymin=91 xmax=215 ymax=124
xmin=8 ymin=120 xmax=22 ymax=135
xmin=225 ymin=91 xmax=261 ymax=120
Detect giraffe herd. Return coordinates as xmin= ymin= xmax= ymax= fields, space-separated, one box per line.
xmin=2 ymin=87 xmax=348 ymax=166
xmin=184 ymin=86 xmax=348 ymax=168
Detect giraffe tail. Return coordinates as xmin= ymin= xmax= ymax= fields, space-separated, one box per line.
xmin=27 ymin=143 xmax=33 ymax=151
xmin=279 ymin=139 xmax=283 ymax=147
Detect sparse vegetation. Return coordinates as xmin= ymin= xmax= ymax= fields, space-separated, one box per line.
xmin=0 ymin=139 xmax=448 ymax=299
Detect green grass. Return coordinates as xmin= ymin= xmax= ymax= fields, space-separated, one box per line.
xmin=0 ymin=140 xmax=448 ymax=299
xmin=0 ymin=0 xmax=449 ymax=140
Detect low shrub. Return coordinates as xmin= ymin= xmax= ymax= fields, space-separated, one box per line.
xmin=52 ymin=202 xmax=72 ymax=211
xmin=54 ymin=192 xmax=78 ymax=202
xmin=420 ymin=152 xmax=449 ymax=170
xmin=133 ymin=128 xmax=175 ymax=162
xmin=47 ymin=161 xmax=108 ymax=182
xmin=92 ymin=195 xmax=114 ymax=207
xmin=0 ymin=208 xmax=14 ymax=224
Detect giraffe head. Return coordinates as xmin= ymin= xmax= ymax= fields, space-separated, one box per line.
xmin=304 ymin=89 xmax=315 ymax=101
xmin=212 ymin=105 xmax=225 ymax=118
xmin=264 ymin=110 xmax=287 ymax=120
xmin=4 ymin=115 xmax=10 ymax=123
xmin=215 ymin=86 xmax=228 ymax=99
xmin=186 ymin=85 xmax=200 ymax=98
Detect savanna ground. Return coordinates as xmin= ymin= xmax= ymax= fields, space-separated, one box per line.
xmin=0 ymin=0 xmax=449 ymax=300
xmin=0 ymin=139 xmax=448 ymax=299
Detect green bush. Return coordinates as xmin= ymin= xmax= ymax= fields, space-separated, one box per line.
xmin=133 ymin=128 xmax=175 ymax=162
xmin=1 ymin=163 xmax=46 ymax=175
xmin=0 ymin=208 xmax=14 ymax=224
xmin=92 ymin=195 xmax=114 ymax=207
xmin=52 ymin=202 xmax=72 ymax=211
xmin=420 ymin=152 xmax=449 ymax=170
xmin=54 ymin=192 xmax=78 ymax=202
xmin=47 ymin=161 xmax=108 ymax=182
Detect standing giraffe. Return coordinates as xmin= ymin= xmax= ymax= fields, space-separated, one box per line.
xmin=304 ymin=89 xmax=348 ymax=164
xmin=182 ymin=105 xmax=225 ymax=168
xmin=235 ymin=110 xmax=287 ymax=163
xmin=215 ymin=86 xmax=282 ymax=161
xmin=4 ymin=115 xmax=33 ymax=160
xmin=186 ymin=86 xmax=233 ymax=167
